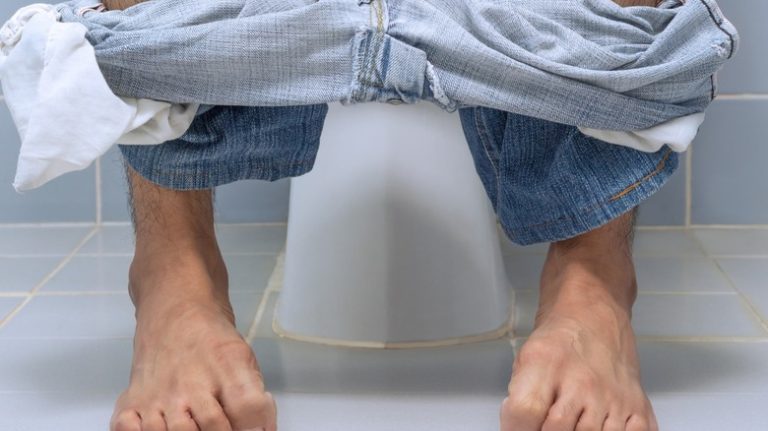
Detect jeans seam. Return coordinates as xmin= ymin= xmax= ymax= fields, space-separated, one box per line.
xmin=473 ymin=109 xmax=501 ymax=184
xmin=516 ymin=147 xmax=673 ymax=232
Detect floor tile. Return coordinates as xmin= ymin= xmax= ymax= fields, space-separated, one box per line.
xmin=0 ymin=338 xmax=132 ymax=392
xmin=635 ymin=256 xmax=735 ymax=293
xmin=215 ymin=225 xmax=287 ymax=255
xmin=39 ymin=256 xmax=131 ymax=292
xmin=694 ymin=229 xmax=768 ymax=256
xmin=76 ymin=225 xmax=135 ymax=255
xmin=650 ymin=392 xmax=768 ymax=431
xmin=231 ymin=291 xmax=264 ymax=335
xmin=513 ymin=290 xmax=766 ymax=338
xmin=0 ymin=297 xmax=23 ymax=322
xmin=717 ymin=258 xmax=768 ymax=322
xmin=0 ymin=226 xmax=92 ymax=256
xmin=503 ymin=253 xmax=545 ymax=290
xmin=632 ymin=230 xmax=705 ymax=256
xmin=0 ymin=294 xmax=135 ymax=339
xmin=633 ymin=294 xmax=765 ymax=337
xmin=252 ymin=294 xmax=513 ymax=394
xmin=0 ymin=257 xmax=63 ymax=292
xmin=223 ymin=254 xmax=278 ymax=292
xmin=638 ymin=341 xmax=768 ymax=394
xmin=0 ymin=392 xmax=116 ymax=431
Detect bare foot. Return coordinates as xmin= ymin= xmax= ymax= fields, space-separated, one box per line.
xmin=501 ymin=219 xmax=658 ymax=431
xmin=110 ymin=253 xmax=277 ymax=431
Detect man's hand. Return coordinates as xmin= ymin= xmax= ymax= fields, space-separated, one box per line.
xmin=103 ymin=0 xmax=147 ymax=11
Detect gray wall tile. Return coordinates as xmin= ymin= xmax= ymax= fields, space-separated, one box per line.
xmin=99 ymin=147 xmax=290 ymax=223
xmin=716 ymin=1 xmax=768 ymax=94
xmin=0 ymin=105 xmax=96 ymax=223
xmin=692 ymin=99 xmax=768 ymax=225
xmin=637 ymin=156 xmax=687 ymax=226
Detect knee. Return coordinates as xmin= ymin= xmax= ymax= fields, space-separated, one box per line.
xmin=103 ymin=0 xmax=148 ymax=11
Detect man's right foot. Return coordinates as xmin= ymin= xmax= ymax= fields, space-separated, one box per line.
xmin=110 ymin=253 xmax=276 ymax=431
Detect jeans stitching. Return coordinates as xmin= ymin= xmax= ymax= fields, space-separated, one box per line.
xmin=515 ymin=146 xmax=674 ymax=231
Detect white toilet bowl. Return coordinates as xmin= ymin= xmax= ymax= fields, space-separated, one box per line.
xmin=277 ymin=102 xmax=512 ymax=348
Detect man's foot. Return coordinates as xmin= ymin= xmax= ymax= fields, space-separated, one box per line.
xmin=111 ymin=165 xmax=276 ymax=431
xmin=501 ymin=211 xmax=658 ymax=431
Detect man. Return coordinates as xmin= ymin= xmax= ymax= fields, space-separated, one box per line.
xmin=104 ymin=0 xmax=671 ymax=430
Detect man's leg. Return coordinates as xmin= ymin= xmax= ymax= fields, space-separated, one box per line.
xmin=500 ymin=208 xmax=657 ymax=431
xmin=110 ymin=164 xmax=276 ymax=431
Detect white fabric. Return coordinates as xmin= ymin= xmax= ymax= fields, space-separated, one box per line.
xmin=579 ymin=113 xmax=706 ymax=153
xmin=0 ymin=4 xmax=199 ymax=193
xmin=0 ymin=4 xmax=700 ymax=193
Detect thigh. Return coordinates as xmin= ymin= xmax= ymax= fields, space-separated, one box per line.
xmin=119 ymin=104 xmax=329 ymax=190
xmin=459 ymin=107 xmax=679 ymax=245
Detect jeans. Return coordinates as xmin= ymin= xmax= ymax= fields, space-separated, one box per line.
xmin=57 ymin=0 xmax=738 ymax=130
xmin=66 ymin=0 xmax=735 ymax=244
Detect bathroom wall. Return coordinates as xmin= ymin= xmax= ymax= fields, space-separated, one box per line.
xmin=0 ymin=1 xmax=764 ymax=225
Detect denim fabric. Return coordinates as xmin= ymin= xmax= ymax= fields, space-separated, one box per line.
xmin=57 ymin=0 xmax=738 ymax=130
xmin=458 ymin=108 xmax=678 ymax=245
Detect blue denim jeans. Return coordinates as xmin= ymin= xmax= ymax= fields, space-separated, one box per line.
xmin=58 ymin=0 xmax=738 ymax=130
xmin=78 ymin=0 xmax=729 ymax=244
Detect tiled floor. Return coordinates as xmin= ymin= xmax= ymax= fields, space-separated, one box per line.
xmin=0 ymin=225 xmax=767 ymax=430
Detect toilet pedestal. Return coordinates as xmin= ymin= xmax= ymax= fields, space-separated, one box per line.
xmin=277 ymin=102 xmax=512 ymax=347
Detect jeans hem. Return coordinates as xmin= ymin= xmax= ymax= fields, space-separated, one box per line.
xmin=501 ymin=148 xmax=677 ymax=246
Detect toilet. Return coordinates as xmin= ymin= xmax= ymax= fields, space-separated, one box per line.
xmin=276 ymin=102 xmax=512 ymax=348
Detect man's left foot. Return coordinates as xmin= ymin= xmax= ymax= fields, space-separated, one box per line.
xmin=501 ymin=224 xmax=658 ymax=431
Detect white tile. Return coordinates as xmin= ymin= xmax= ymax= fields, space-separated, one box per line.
xmin=215 ymin=225 xmax=287 ymax=255
xmin=272 ymin=392 xmax=503 ymax=431
xmin=0 ymin=257 xmax=63 ymax=292
xmin=632 ymin=230 xmax=705 ymax=256
xmin=718 ymin=258 xmax=768 ymax=322
xmin=0 ymin=294 xmax=135 ymax=339
xmin=633 ymin=294 xmax=766 ymax=337
xmin=0 ymin=338 xmax=132 ymax=392
xmin=503 ymin=254 xmax=545 ymax=290
xmin=635 ymin=256 xmax=734 ymax=293
xmin=650 ymin=392 xmax=768 ymax=431
xmin=0 ymin=297 xmax=23 ymax=321
xmin=39 ymin=256 xmax=131 ymax=292
xmin=77 ymin=225 xmax=135 ymax=255
xmin=223 ymin=254 xmax=277 ymax=292
xmin=230 ymin=291 xmax=264 ymax=336
xmin=512 ymin=290 xmax=537 ymax=337
xmin=694 ymin=229 xmax=768 ymax=256
xmin=512 ymin=291 xmax=765 ymax=338
xmin=252 ymin=294 xmax=514 ymax=394
xmin=0 ymin=226 xmax=92 ymax=256
xmin=638 ymin=341 xmax=768 ymax=394
xmin=0 ymin=392 xmax=116 ymax=431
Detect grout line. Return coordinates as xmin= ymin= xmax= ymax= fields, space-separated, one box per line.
xmin=0 ymin=222 xmax=96 ymax=228
xmin=245 ymin=291 xmax=275 ymax=344
xmin=710 ymin=259 xmax=768 ymax=334
xmin=0 ymin=293 xmax=31 ymax=298
xmin=95 ymin=157 xmax=103 ymax=226
xmin=685 ymin=147 xmax=692 ymax=227
xmin=688 ymin=232 xmax=768 ymax=334
xmin=245 ymin=248 xmax=285 ymax=343
xmin=690 ymin=225 xmax=768 ymax=229
xmin=716 ymin=94 xmax=768 ymax=100
xmin=0 ymin=226 xmax=99 ymax=331
xmin=710 ymin=254 xmax=768 ymax=259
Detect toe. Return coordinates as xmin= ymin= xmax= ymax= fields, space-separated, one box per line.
xmin=189 ymin=395 xmax=232 ymax=431
xmin=501 ymin=393 xmax=553 ymax=431
xmin=541 ymin=398 xmax=583 ymax=431
xmin=111 ymin=409 xmax=142 ymax=431
xmin=139 ymin=411 xmax=167 ymax=431
xmin=574 ymin=409 xmax=607 ymax=431
xmin=602 ymin=412 xmax=629 ymax=431
xmin=164 ymin=407 xmax=199 ymax=431
xmin=219 ymin=386 xmax=277 ymax=431
xmin=625 ymin=414 xmax=651 ymax=431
